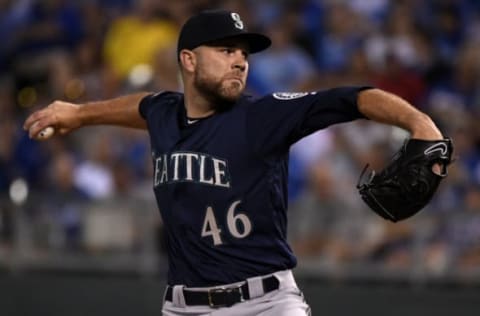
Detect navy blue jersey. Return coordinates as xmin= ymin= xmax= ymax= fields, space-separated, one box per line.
xmin=139 ymin=87 xmax=370 ymax=287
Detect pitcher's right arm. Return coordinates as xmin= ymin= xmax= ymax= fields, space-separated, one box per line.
xmin=24 ymin=92 xmax=151 ymax=139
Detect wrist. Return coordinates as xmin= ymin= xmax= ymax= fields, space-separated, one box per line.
xmin=75 ymin=103 xmax=87 ymax=127
xmin=77 ymin=100 xmax=104 ymax=127
xmin=409 ymin=113 xmax=443 ymax=140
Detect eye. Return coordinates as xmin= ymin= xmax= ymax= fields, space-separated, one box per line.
xmin=220 ymin=48 xmax=234 ymax=54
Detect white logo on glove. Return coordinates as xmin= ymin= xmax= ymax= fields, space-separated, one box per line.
xmin=424 ymin=142 xmax=448 ymax=156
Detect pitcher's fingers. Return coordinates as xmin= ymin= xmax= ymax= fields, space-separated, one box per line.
xmin=58 ymin=128 xmax=71 ymax=135
xmin=29 ymin=119 xmax=53 ymax=138
xmin=24 ymin=110 xmax=49 ymax=131
xmin=24 ymin=112 xmax=39 ymax=130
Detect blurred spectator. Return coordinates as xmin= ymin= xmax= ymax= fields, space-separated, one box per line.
xmin=111 ymin=158 xmax=135 ymax=196
xmin=372 ymin=53 xmax=427 ymax=106
xmin=363 ymin=220 xmax=415 ymax=269
xmin=0 ymin=198 xmax=14 ymax=251
xmin=14 ymin=0 xmax=84 ymax=53
xmin=424 ymin=40 xmax=480 ymax=123
xmin=0 ymin=0 xmax=32 ymax=73
xmin=425 ymin=185 xmax=480 ymax=273
xmin=246 ymin=0 xmax=283 ymax=29
xmin=365 ymin=2 xmax=423 ymax=70
xmin=44 ymin=151 xmax=88 ymax=251
xmin=0 ymin=79 xmax=17 ymax=247
xmin=288 ymin=130 xmax=334 ymax=202
xmin=248 ymin=16 xmax=316 ymax=94
xmin=430 ymin=0 xmax=467 ymax=64
xmin=0 ymin=76 xmax=51 ymax=190
xmin=102 ymin=0 xmax=177 ymax=95
xmin=337 ymin=48 xmax=374 ymax=86
xmin=9 ymin=0 xmax=85 ymax=97
xmin=365 ymin=3 xmax=428 ymax=105
xmin=289 ymin=161 xmax=359 ymax=262
xmin=0 ymin=77 xmax=18 ymax=192
xmin=313 ymin=2 xmax=363 ymax=72
xmin=348 ymin=0 xmax=390 ymax=26
xmin=73 ymin=131 xmax=115 ymax=199
xmin=71 ymin=37 xmax=106 ymax=100
xmin=455 ymin=186 xmax=480 ymax=268
xmin=150 ymin=45 xmax=181 ymax=92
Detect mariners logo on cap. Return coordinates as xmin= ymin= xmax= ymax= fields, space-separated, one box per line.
xmin=231 ymin=13 xmax=244 ymax=30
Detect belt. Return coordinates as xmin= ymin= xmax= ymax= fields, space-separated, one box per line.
xmin=164 ymin=275 xmax=280 ymax=308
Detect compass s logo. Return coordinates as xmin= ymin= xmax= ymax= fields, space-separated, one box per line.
xmin=231 ymin=13 xmax=244 ymax=30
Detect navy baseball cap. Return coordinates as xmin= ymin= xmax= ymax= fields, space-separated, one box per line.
xmin=177 ymin=10 xmax=271 ymax=58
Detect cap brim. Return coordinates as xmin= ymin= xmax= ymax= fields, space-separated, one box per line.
xmin=204 ymin=33 xmax=271 ymax=54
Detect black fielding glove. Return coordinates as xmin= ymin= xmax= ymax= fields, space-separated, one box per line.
xmin=357 ymin=138 xmax=454 ymax=222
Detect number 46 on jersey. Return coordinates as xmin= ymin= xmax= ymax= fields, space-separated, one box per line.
xmin=201 ymin=200 xmax=252 ymax=245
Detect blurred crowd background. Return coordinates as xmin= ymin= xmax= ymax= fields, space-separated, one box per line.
xmin=1 ymin=0 xmax=480 ymax=284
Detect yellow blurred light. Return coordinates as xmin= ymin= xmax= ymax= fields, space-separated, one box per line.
xmin=17 ymin=87 xmax=37 ymax=108
xmin=65 ymin=79 xmax=86 ymax=100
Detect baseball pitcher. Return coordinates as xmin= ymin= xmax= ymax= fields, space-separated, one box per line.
xmin=24 ymin=10 xmax=452 ymax=316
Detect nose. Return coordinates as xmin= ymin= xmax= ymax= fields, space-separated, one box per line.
xmin=232 ymin=50 xmax=247 ymax=72
xmin=234 ymin=62 xmax=246 ymax=72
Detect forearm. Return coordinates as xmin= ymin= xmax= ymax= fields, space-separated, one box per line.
xmin=357 ymin=89 xmax=443 ymax=140
xmin=79 ymin=92 xmax=150 ymax=129
xmin=25 ymin=92 xmax=151 ymax=139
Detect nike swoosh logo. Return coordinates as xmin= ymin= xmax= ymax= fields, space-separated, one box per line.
xmin=424 ymin=143 xmax=448 ymax=156
xmin=187 ymin=119 xmax=199 ymax=124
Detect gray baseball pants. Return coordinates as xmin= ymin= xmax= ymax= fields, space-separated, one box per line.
xmin=162 ymin=270 xmax=311 ymax=316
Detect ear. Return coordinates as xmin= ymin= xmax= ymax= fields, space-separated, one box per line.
xmin=179 ymin=49 xmax=196 ymax=73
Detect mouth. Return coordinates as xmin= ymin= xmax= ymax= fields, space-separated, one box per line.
xmin=224 ymin=73 xmax=244 ymax=81
xmin=224 ymin=77 xmax=244 ymax=84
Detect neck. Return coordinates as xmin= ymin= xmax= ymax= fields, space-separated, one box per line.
xmin=183 ymin=85 xmax=216 ymax=118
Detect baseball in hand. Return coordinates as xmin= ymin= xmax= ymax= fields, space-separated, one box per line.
xmin=37 ymin=126 xmax=55 ymax=140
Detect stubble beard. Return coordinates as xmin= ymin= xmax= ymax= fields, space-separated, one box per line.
xmin=193 ymin=71 xmax=244 ymax=111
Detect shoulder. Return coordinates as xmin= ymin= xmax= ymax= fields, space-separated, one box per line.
xmin=139 ymin=91 xmax=184 ymax=119
xmin=141 ymin=91 xmax=184 ymax=109
xmin=145 ymin=91 xmax=183 ymax=104
xmin=237 ymin=93 xmax=278 ymax=107
xmin=239 ymin=92 xmax=316 ymax=110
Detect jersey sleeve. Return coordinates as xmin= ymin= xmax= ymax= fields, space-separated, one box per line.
xmin=139 ymin=92 xmax=164 ymax=120
xmin=246 ymin=86 xmax=373 ymax=156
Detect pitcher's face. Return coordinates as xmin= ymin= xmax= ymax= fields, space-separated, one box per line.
xmin=192 ymin=40 xmax=249 ymax=105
